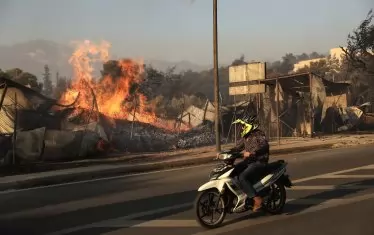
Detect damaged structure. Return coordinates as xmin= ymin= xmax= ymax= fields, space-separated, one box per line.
xmin=0 ymin=75 xmax=223 ymax=165
xmin=0 ymin=76 xmax=111 ymax=165
xmin=227 ymin=63 xmax=373 ymax=142
xmin=3 ymin=59 xmax=374 ymax=165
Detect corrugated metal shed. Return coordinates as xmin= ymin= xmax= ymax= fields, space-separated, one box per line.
xmin=0 ymin=76 xmax=54 ymax=134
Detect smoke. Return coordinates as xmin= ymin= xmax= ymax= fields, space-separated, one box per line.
xmin=184 ymin=0 xmax=195 ymax=5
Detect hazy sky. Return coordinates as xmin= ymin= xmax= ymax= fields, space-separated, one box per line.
xmin=0 ymin=0 xmax=373 ymax=65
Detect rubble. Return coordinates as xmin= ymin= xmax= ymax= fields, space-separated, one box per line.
xmin=336 ymin=102 xmax=374 ymax=132
xmin=110 ymin=121 xmax=220 ymax=152
xmin=176 ymin=125 xmax=217 ymax=149
xmin=331 ymin=135 xmax=374 ymax=148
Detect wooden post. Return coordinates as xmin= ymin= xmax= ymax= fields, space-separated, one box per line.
xmin=178 ymin=94 xmax=187 ymax=134
xmin=130 ymin=98 xmax=137 ymax=140
xmin=276 ymin=79 xmax=280 ymax=145
xmin=12 ymin=93 xmax=18 ymax=165
xmin=256 ymin=79 xmax=260 ymax=115
xmin=234 ymin=110 xmax=237 ymax=144
xmin=309 ymin=73 xmax=314 ymax=137
xmin=0 ymin=83 xmax=8 ymax=111
xmin=202 ymin=99 xmax=208 ymax=123
xmin=268 ymin=97 xmax=271 ymax=139
xmin=233 ymin=95 xmax=237 ymax=144
xmin=213 ymin=0 xmax=221 ymax=152
xmin=303 ymin=104 xmax=307 ymax=137
xmin=219 ymin=92 xmax=224 ymax=137
xmin=225 ymin=111 xmax=235 ymax=144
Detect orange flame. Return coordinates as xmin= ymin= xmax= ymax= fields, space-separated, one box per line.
xmin=59 ymin=40 xmax=189 ymax=131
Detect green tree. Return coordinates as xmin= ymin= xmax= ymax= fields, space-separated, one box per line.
xmin=266 ymin=52 xmax=327 ymax=77
xmin=4 ymin=68 xmax=42 ymax=91
xmin=231 ymin=54 xmax=246 ymax=66
xmin=309 ymin=52 xmax=325 ymax=59
xmin=101 ymin=60 xmax=123 ymax=79
xmin=266 ymin=61 xmax=283 ymax=78
xmin=42 ymin=65 xmax=53 ymax=97
xmin=6 ymin=68 xmax=23 ymax=79
xmin=279 ymin=53 xmax=297 ymax=74
xmin=17 ymin=72 xmax=43 ymax=91
xmin=297 ymin=53 xmax=310 ymax=61
xmin=341 ymin=9 xmax=374 ymax=108
xmin=295 ymin=56 xmax=341 ymax=80
xmin=54 ymin=76 xmax=68 ymax=99
xmin=56 ymin=71 xmax=59 ymax=84
xmin=342 ymin=9 xmax=374 ymax=74
xmin=100 ymin=60 xmax=180 ymax=99
xmin=0 ymin=69 xmax=11 ymax=79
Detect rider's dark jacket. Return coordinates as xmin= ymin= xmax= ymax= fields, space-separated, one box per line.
xmin=230 ymin=129 xmax=269 ymax=163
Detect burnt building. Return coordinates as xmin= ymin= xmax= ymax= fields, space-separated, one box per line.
xmin=227 ymin=63 xmax=351 ymax=141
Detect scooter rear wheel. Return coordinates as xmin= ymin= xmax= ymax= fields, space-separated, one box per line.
xmin=262 ymin=181 xmax=286 ymax=215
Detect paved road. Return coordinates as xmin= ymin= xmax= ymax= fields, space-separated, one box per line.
xmin=0 ymin=145 xmax=374 ymax=235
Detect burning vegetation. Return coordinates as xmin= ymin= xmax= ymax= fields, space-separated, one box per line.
xmin=58 ymin=40 xmax=188 ymax=132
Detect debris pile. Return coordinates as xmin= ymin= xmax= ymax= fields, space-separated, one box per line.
xmin=176 ymin=125 xmax=217 ymax=149
xmin=320 ymin=102 xmax=374 ymax=134
xmin=52 ymin=40 xmax=218 ymax=155
xmin=337 ymin=102 xmax=374 ymax=132
xmin=55 ymin=106 xmax=219 ymax=154
xmin=111 ymin=121 xmax=219 ymax=152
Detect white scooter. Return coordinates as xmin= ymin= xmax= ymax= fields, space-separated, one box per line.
xmin=194 ymin=151 xmax=293 ymax=229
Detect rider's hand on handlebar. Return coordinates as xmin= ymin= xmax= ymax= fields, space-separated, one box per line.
xmin=243 ymin=151 xmax=252 ymax=158
xmin=215 ymin=153 xmax=220 ymax=159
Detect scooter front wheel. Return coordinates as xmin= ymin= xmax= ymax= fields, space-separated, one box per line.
xmin=194 ymin=189 xmax=226 ymax=229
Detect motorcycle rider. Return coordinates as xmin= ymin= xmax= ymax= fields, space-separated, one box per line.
xmin=224 ymin=114 xmax=269 ymax=212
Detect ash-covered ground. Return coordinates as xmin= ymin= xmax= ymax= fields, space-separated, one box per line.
xmin=57 ymin=108 xmax=225 ymax=153
xmin=110 ymin=120 xmax=224 ymax=152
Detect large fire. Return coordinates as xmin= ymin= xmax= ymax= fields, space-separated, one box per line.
xmin=59 ymin=40 xmax=188 ymax=131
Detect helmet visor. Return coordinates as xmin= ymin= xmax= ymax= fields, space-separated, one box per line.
xmin=233 ymin=119 xmax=253 ymax=137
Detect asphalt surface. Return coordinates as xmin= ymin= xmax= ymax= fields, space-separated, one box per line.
xmin=0 ymin=145 xmax=374 ymax=235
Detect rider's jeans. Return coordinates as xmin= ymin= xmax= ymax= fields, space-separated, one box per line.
xmin=238 ymin=160 xmax=266 ymax=198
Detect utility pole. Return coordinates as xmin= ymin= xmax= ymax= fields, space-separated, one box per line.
xmin=213 ymin=0 xmax=221 ymax=152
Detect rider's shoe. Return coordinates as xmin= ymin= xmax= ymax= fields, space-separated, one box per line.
xmin=252 ymin=196 xmax=263 ymax=212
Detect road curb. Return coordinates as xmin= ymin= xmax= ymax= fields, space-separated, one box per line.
xmin=0 ymin=143 xmax=335 ymax=191
xmin=270 ymin=143 xmax=334 ymax=155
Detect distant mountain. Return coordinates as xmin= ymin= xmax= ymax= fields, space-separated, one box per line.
xmin=0 ymin=40 xmax=74 ymax=80
xmin=0 ymin=40 xmax=212 ymax=80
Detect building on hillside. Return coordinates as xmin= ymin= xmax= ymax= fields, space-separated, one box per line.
xmin=293 ymin=47 xmax=346 ymax=72
xmin=329 ymin=47 xmax=346 ymax=62
xmin=293 ymin=58 xmax=325 ymax=72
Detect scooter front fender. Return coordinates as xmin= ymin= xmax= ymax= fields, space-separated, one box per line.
xmin=197 ymin=178 xmax=231 ymax=193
